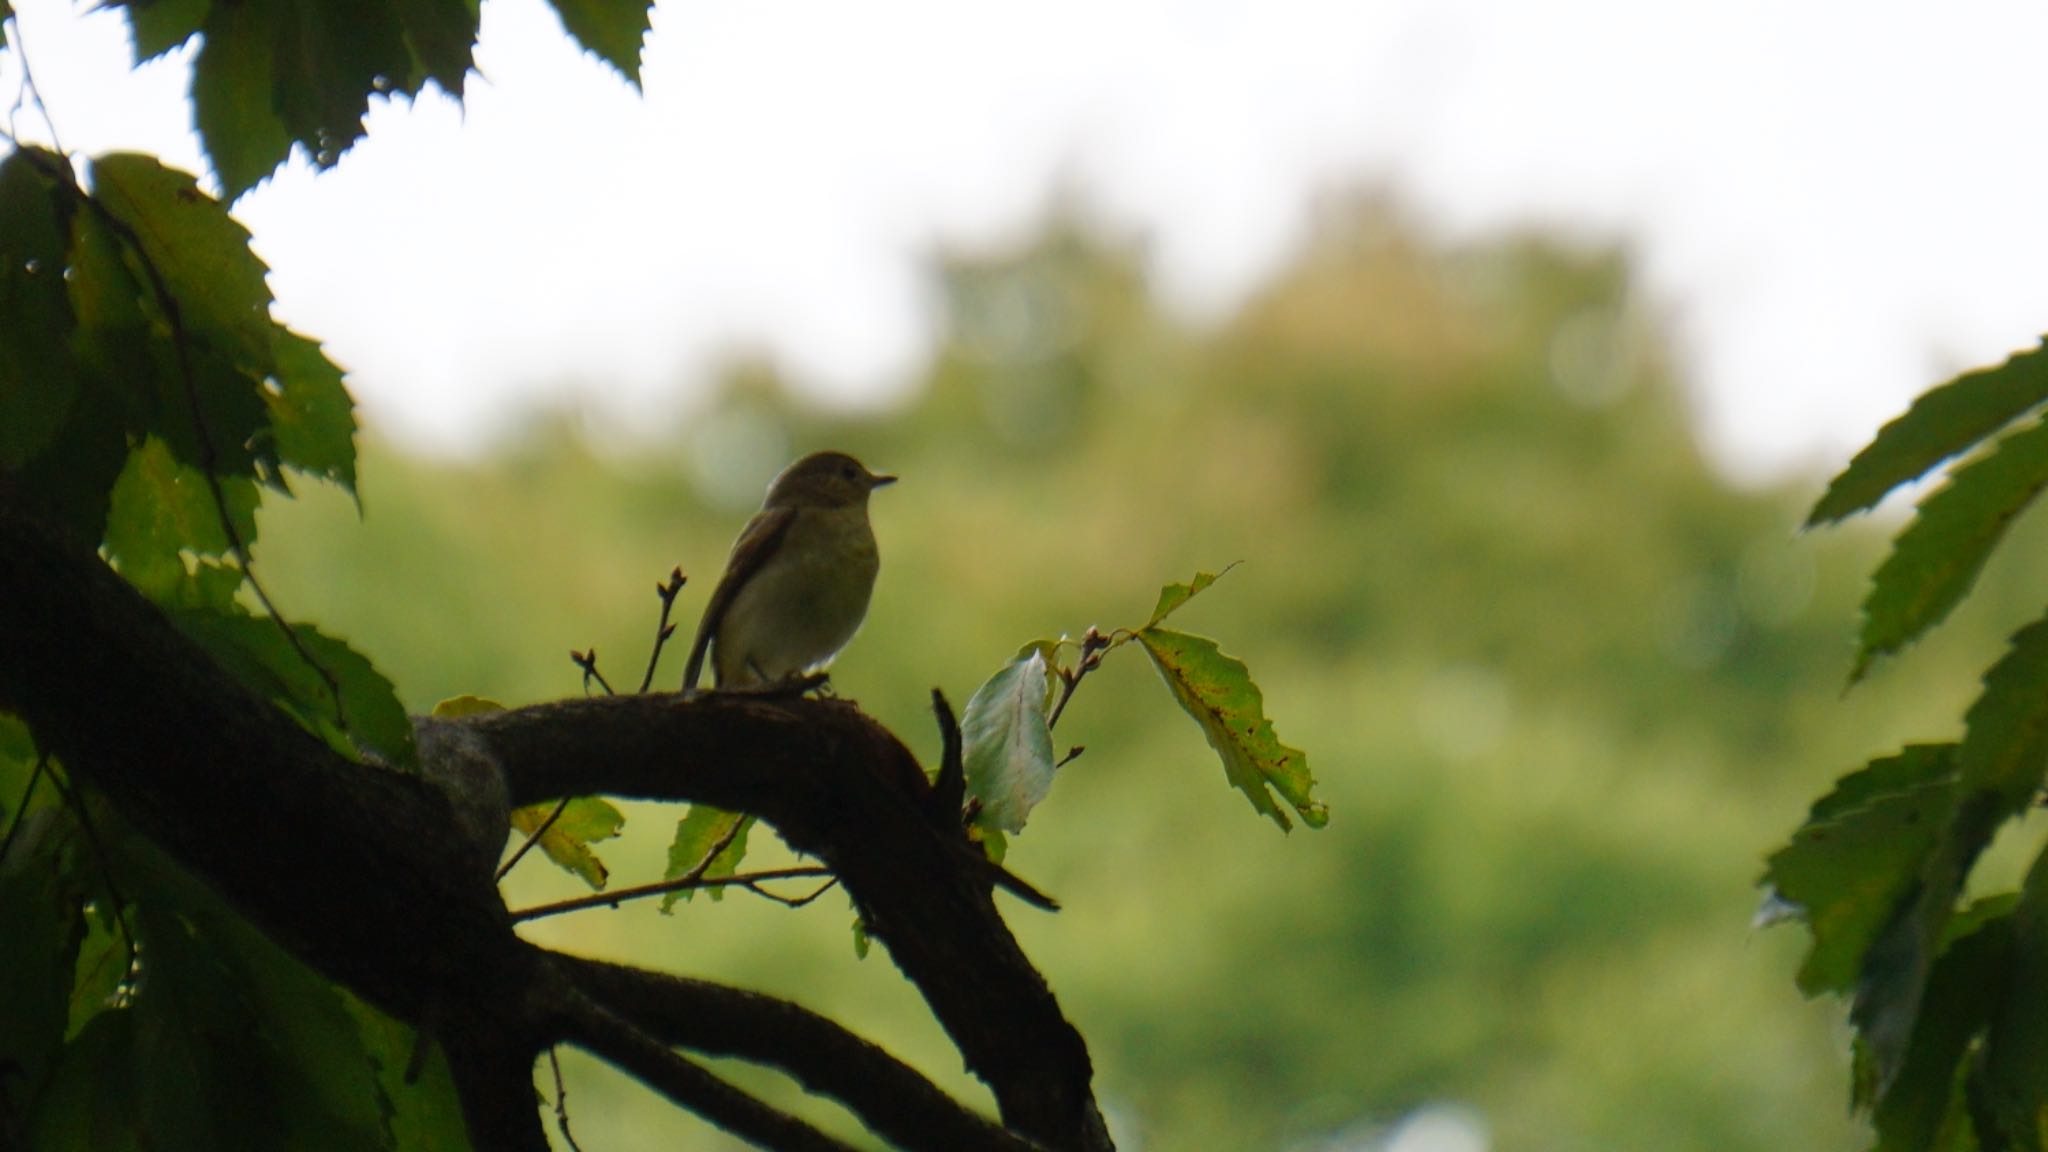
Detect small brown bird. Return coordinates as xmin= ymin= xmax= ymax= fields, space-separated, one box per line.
xmin=682 ymin=451 xmax=896 ymax=692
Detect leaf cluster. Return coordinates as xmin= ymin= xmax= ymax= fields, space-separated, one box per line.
xmin=957 ymin=568 xmax=1326 ymax=861
xmin=1771 ymin=344 xmax=2048 ymax=1150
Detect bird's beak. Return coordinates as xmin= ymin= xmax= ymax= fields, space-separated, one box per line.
xmin=869 ymin=472 xmax=898 ymax=488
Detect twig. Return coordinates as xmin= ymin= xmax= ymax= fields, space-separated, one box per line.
xmin=570 ymin=649 xmax=616 ymax=697
xmin=0 ymin=751 xmax=48 ymax=865
xmin=1054 ymin=746 xmax=1085 ymax=769
xmin=5 ymin=9 xmax=67 ymax=156
xmin=1045 ymin=628 xmax=1112 ymax=732
xmin=556 ymin=993 xmax=862 ymax=1152
xmin=929 ymin=689 xmax=966 ymax=826
xmin=636 ymin=568 xmax=687 ymax=694
xmin=548 ymin=1046 xmax=586 ymax=1152
xmin=495 ymin=795 xmax=574 ymax=882
xmin=750 ymin=877 xmax=840 ymax=909
xmin=43 ymin=764 xmax=136 ymax=978
xmin=510 ymin=866 xmax=834 ymax=923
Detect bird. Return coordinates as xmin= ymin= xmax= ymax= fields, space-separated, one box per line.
xmin=682 ymin=450 xmax=895 ymax=692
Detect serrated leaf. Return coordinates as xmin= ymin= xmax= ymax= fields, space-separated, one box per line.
xmin=256 ymin=327 xmax=359 ymax=496
xmin=392 ymin=0 xmax=479 ymax=95
xmin=1855 ymin=413 xmax=2048 ymax=679
xmin=103 ymin=436 xmax=257 ymax=603
xmin=1137 ymin=626 xmax=1326 ymax=831
xmin=509 ymin=797 xmax=624 ymax=890
xmin=546 ymin=0 xmax=651 ymax=84
xmin=191 ymin=0 xmax=297 ymax=200
xmin=1810 ymin=339 xmax=2048 ymax=526
xmin=962 ymin=651 xmax=1057 ymax=834
xmin=271 ymin=0 xmax=412 ymax=171
xmin=1868 ymin=911 xmax=2009 ymax=1150
xmin=116 ymin=0 xmax=210 ymax=61
xmin=1806 ymin=743 xmax=1962 ymax=824
xmin=1852 ymin=791 xmax=2003 ymax=1097
xmin=1971 ymin=845 xmax=2048 ymax=1150
xmin=429 ymin=694 xmax=503 ymax=718
xmin=1957 ymin=611 xmax=2048 ymax=812
xmin=1762 ymin=746 xmax=1958 ymax=996
xmin=90 ymin=154 xmax=275 ymax=374
xmin=172 ymin=608 xmax=418 ymax=769
xmin=1145 ymin=566 xmax=1235 ymax=630
xmin=0 ymin=147 xmax=81 ymax=470
xmin=661 ymin=806 xmax=751 ymax=909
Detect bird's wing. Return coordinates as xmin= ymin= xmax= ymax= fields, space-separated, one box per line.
xmin=681 ymin=504 xmax=798 ymax=691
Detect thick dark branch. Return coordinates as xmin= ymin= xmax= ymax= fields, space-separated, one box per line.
xmin=0 ymin=499 xmax=520 ymax=1023
xmin=0 ymin=497 xmax=1110 ymax=1151
xmin=565 ymin=956 xmax=1044 ymax=1152
xmin=553 ymin=988 xmax=863 ymax=1152
xmin=465 ymin=694 xmax=1111 ymax=1150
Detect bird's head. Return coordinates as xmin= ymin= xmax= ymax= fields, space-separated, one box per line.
xmin=765 ymin=450 xmax=897 ymax=509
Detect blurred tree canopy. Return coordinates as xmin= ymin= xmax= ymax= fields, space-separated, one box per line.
xmin=243 ymin=197 xmax=2041 ymax=1151
xmin=6 ymin=0 xmax=2041 ymax=1147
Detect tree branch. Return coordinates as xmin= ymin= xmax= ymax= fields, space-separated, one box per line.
xmin=551 ymin=986 xmax=863 ymax=1152
xmin=462 ymin=695 xmax=1109 ymax=1149
xmin=563 ymin=956 xmax=1044 ymax=1152
xmin=0 ymin=495 xmax=1111 ymax=1152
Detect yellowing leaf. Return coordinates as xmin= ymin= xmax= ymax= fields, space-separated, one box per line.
xmin=661 ymin=806 xmax=752 ymax=909
xmin=1144 ymin=565 xmax=1237 ymax=630
xmin=509 ymin=797 xmax=624 ymax=891
xmin=429 ymin=695 xmax=504 ymax=719
xmin=1137 ymin=626 xmax=1326 ymax=831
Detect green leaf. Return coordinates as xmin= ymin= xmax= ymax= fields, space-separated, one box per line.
xmin=24 ymin=1008 xmax=142 ymax=1152
xmin=1867 ymin=912 xmax=2009 ymax=1151
xmin=1137 ymin=626 xmax=1327 ymax=831
xmin=1956 ymin=611 xmax=2048 ymax=812
xmin=103 ymin=437 xmax=257 ymax=603
xmin=1973 ymin=845 xmax=2048 ymax=1149
xmin=1805 ymin=743 xmax=1962 ymax=824
xmin=429 ymin=694 xmax=503 ymax=718
xmin=546 ymin=0 xmax=652 ymax=84
xmin=1854 ymin=412 xmax=2048 ymax=679
xmin=190 ymin=0 xmax=297 ymax=200
xmin=961 ymin=651 xmax=1057 ymax=834
xmin=89 ymin=154 xmax=275 ymax=374
xmin=1852 ymin=791 xmax=2003 ymax=1098
xmin=661 ymin=806 xmax=752 ymax=908
xmin=0 ymin=807 xmax=86 ymax=1106
xmin=172 ymin=608 xmax=418 ymax=768
xmin=116 ymin=0 xmax=210 ymax=61
xmin=344 ymin=995 xmax=471 ymax=1151
xmin=1144 ymin=565 xmax=1235 ymax=630
xmin=509 ymin=797 xmax=625 ymax=890
xmin=1809 ymin=339 xmax=2048 ymax=526
xmin=391 ymin=0 xmax=480 ymax=95
xmin=255 ymin=327 xmax=359 ymax=496
xmin=1762 ymin=745 xmax=1958 ymax=995
xmin=0 ymin=147 xmax=81 ymax=470
xmin=270 ymin=0 xmax=412 ymax=170
xmin=119 ymin=849 xmax=394 ymax=1152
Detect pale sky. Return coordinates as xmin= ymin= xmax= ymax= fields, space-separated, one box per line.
xmin=7 ymin=0 xmax=2048 ymax=482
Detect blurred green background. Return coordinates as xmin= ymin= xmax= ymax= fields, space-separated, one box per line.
xmin=252 ymin=197 xmax=2045 ymax=1151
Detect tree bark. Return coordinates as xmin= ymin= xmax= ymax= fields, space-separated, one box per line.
xmin=0 ymin=496 xmax=1111 ymax=1152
